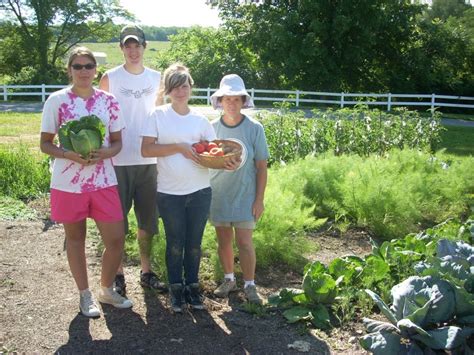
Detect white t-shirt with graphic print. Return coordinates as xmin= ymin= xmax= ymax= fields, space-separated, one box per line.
xmin=41 ymin=87 xmax=125 ymax=193
xmin=105 ymin=65 xmax=161 ymax=166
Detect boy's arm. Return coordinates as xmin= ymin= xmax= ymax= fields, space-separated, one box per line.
xmin=98 ymin=73 xmax=109 ymax=92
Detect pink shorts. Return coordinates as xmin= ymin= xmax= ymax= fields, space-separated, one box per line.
xmin=51 ymin=186 xmax=124 ymax=223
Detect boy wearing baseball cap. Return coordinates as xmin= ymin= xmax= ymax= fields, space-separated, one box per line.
xmin=99 ymin=25 xmax=165 ymax=296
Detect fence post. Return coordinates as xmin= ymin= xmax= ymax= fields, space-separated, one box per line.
xmin=250 ymin=88 xmax=255 ymax=105
xmin=431 ymin=93 xmax=435 ymax=111
xmin=41 ymin=84 xmax=46 ymax=102
xmin=207 ymin=87 xmax=210 ymax=105
xmin=387 ymin=93 xmax=392 ymax=112
xmin=340 ymin=92 xmax=344 ymax=108
xmin=295 ymin=90 xmax=300 ymax=107
xmin=2 ymin=84 xmax=7 ymax=101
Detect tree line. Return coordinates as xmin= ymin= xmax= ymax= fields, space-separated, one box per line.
xmin=0 ymin=0 xmax=473 ymax=97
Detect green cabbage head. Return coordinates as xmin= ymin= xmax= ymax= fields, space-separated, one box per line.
xmin=58 ymin=115 xmax=105 ymax=158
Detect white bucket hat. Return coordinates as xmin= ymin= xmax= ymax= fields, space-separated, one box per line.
xmin=210 ymin=74 xmax=254 ymax=110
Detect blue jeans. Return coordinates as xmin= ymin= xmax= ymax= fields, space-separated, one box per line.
xmin=157 ymin=187 xmax=211 ymax=285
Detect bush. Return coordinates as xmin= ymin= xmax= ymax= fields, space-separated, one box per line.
xmin=0 ymin=144 xmax=50 ymax=200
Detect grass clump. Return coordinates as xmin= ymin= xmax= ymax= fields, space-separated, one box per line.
xmin=0 ymin=196 xmax=37 ymax=220
xmin=0 ymin=143 xmax=50 ymax=200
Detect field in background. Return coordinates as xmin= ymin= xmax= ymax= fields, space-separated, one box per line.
xmin=81 ymin=41 xmax=170 ymax=69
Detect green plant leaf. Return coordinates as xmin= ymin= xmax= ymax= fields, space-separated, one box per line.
xmin=359 ymin=331 xmax=408 ymax=354
xmin=268 ymin=288 xmax=304 ymax=307
xmin=57 ymin=120 xmax=77 ymax=151
xmin=397 ymin=318 xmax=431 ymax=338
xmin=365 ymin=289 xmax=398 ymax=325
xmin=391 ymin=276 xmax=456 ymax=325
xmin=360 ymin=254 xmax=390 ymax=285
xmin=283 ymin=305 xmax=312 ymax=323
xmin=328 ymin=257 xmax=358 ymax=285
xmin=309 ymin=304 xmax=332 ymax=330
xmin=405 ymin=298 xmax=432 ymax=327
xmin=303 ymin=260 xmax=327 ymax=276
xmin=453 ymin=285 xmax=474 ymax=320
xmin=303 ymin=272 xmax=337 ymax=305
xmin=362 ymin=318 xmax=399 ymax=333
xmin=412 ymin=326 xmax=474 ymax=350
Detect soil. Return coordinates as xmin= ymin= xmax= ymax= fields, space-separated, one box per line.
xmin=0 ymin=200 xmax=372 ymax=354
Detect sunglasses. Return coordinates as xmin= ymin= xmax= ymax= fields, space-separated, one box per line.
xmin=71 ymin=63 xmax=96 ymax=70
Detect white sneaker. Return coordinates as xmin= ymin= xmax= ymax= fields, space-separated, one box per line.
xmin=214 ymin=279 xmax=238 ymax=298
xmin=98 ymin=287 xmax=133 ymax=309
xmin=79 ymin=289 xmax=100 ymax=318
xmin=244 ymin=285 xmax=263 ymax=305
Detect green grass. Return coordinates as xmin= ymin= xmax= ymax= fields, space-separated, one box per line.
xmin=439 ymin=126 xmax=474 ymax=156
xmin=0 ymin=112 xmax=42 ymax=148
xmin=81 ymin=41 xmax=170 ymax=70
xmin=0 ymin=112 xmax=41 ymax=136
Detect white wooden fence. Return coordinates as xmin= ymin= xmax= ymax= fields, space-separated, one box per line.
xmin=1 ymin=84 xmax=474 ymax=111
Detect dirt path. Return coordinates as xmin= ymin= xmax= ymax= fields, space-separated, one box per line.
xmin=0 ymin=218 xmax=369 ymax=354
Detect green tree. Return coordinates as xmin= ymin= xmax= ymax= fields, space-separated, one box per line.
xmin=0 ymin=0 xmax=133 ymax=83
xmin=429 ymin=0 xmax=471 ymax=21
xmin=155 ymin=26 xmax=258 ymax=88
xmin=213 ymin=1 xmax=424 ymax=92
xmin=406 ymin=8 xmax=474 ymax=95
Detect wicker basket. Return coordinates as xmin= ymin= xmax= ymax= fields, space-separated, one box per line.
xmin=197 ymin=139 xmax=243 ymax=169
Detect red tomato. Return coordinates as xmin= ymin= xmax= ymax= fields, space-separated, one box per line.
xmin=192 ymin=142 xmax=205 ymax=154
xmin=207 ymin=142 xmax=218 ymax=152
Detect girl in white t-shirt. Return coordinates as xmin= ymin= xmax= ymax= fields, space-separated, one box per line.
xmin=40 ymin=47 xmax=132 ymax=318
xmin=141 ymin=63 xmax=216 ymax=313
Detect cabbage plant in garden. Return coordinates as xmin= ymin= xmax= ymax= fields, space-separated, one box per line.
xmin=360 ymin=238 xmax=474 ymax=354
xmin=269 ymin=219 xmax=474 ymax=350
xmin=58 ymin=115 xmax=105 ymax=158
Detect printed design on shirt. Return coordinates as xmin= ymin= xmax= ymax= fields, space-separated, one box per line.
xmin=119 ymin=86 xmax=154 ymax=99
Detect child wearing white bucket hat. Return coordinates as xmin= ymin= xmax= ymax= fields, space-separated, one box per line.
xmin=210 ymin=74 xmax=254 ymax=109
xmin=209 ymin=74 xmax=269 ymax=305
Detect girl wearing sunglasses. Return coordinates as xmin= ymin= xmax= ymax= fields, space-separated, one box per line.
xmin=40 ymin=47 xmax=133 ymax=318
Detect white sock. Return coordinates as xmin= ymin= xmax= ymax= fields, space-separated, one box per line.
xmin=79 ymin=288 xmax=90 ymax=295
xmin=244 ymin=280 xmax=255 ymax=288
xmin=224 ymin=273 xmax=235 ymax=281
xmin=101 ymin=285 xmax=114 ymax=294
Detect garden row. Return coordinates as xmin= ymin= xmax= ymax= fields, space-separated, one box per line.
xmin=270 ymin=219 xmax=474 ymax=353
